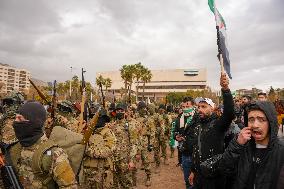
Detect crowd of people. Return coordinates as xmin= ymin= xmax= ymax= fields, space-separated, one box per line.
xmin=0 ymin=73 xmax=283 ymax=189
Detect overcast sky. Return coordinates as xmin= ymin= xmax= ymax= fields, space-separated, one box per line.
xmin=0 ymin=0 xmax=283 ymax=91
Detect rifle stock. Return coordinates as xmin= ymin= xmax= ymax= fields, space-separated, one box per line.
xmin=81 ymin=109 xmax=100 ymax=144
xmin=29 ymin=79 xmax=50 ymax=105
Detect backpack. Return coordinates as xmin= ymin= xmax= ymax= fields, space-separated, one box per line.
xmin=9 ymin=126 xmax=86 ymax=189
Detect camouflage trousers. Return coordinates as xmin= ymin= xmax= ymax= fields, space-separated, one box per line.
xmin=82 ymin=160 xmax=113 ymax=189
xmin=132 ymin=148 xmax=151 ymax=185
xmin=154 ymin=133 xmax=168 ymax=166
xmin=113 ymin=159 xmax=132 ymax=189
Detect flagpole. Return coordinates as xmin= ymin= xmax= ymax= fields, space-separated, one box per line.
xmin=219 ymin=54 xmax=225 ymax=74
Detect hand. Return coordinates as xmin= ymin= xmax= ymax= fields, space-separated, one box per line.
xmin=135 ymin=154 xmax=141 ymax=162
xmin=237 ymin=127 xmax=252 ymax=145
xmin=46 ymin=117 xmax=54 ymax=127
xmin=220 ymin=73 xmax=229 ymax=90
xmin=128 ymin=161 xmax=136 ymax=171
xmin=175 ymin=135 xmax=185 ymax=142
xmin=189 ymin=172 xmax=194 ymax=186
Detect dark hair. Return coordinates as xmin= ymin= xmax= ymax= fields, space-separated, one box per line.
xmin=247 ymin=103 xmax=263 ymax=114
xmin=183 ymin=96 xmax=194 ymax=105
xmin=242 ymin=95 xmax=252 ymax=101
xmin=258 ymin=92 xmax=267 ymax=96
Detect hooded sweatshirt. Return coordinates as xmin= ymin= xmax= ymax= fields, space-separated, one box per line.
xmin=219 ymin=101 xmax=284 ymax=189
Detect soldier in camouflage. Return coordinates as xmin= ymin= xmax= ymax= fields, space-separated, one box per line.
xmin=82 ymin=108 xmax=117 ymax=189
xmin=45 ymin=101 xmax=80 ymax=134
xmin=10 ymin=101 xmax=78 ymax=189
xmin=134 ymin=101 xmax=154 ymax=187
xmin=153 ymin=104 xmax=171 ymax=172
xmin=110 ymin=103 xmax=139 ymax=188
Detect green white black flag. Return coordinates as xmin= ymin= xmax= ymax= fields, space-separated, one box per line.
xmin=208 ymin=0 xmax=232 ymax=79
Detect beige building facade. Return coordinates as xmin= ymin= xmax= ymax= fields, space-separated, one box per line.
xmin=0 ymin=63 xmax=31 ymax=94
xmin=97 ymin=68 xmax=207 ymax=102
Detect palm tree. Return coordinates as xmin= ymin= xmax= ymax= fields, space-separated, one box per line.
xmin=133 ymin=62 xmax=144 ymax=101
xmin=120 ymin=64 xmax=135 ymax=98
xmin=141 ymin=68 xmax=152 ymax=101
xmin=104 ymin=78 xmax=112 ymax=93
xmin=96 ymin=75 xmax=105 ymax=88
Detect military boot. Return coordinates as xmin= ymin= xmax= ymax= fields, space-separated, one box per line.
xmin=132 ymin=170 xmax=137 ymax=187
xmin=170 ymin=149 xmax=174 ymax=158
xmin=145 ymin=175 xmax=152 ymax=187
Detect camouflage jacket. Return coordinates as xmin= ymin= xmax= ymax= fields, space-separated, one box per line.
xmin=85 ymin=127 xmax=116 ymax=159
xmin=15 ymin=135 xmax=78 ymax=189
xmin=45 ymin=114 xmax=79 ymax=133
xmin=0 ymin=114 xmax=17 ymax=144
xmin=135 ymin=115 xmax=156 ymax=149
xmin=110 ymin=119 xmax=139 ymax=162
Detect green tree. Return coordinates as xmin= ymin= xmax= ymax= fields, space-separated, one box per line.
xmin=268 ymin=86 xmax=277 ymax=102
xmin=104 ymin=78 xmax=112 ymax=92
xmin=133 ymin=62 xmax=144 ymax=101
xmin=120 ymin=64 xmax=136 ymax=99
xmin=140 ymin=68 xmax=152 ymax=101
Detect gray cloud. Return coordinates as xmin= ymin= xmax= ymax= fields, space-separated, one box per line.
xmin=0 ymin=0 xmax=283 ymax=91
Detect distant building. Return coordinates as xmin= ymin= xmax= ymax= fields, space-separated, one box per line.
xmin=0 ymin=63 xmax=31 ymax=94
xmin=97 ymin=68 xmax=207 ymax=102
xmin=236 ymin=88 xmax=263 ymax=98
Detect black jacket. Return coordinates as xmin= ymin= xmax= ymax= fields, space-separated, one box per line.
xmin=174 ymin=112 xmax=199 ymax=156
xmin=219 ymin=101 xmax=284 ymax=189
xmin=191 ymin=89 xmax=235 ymax=188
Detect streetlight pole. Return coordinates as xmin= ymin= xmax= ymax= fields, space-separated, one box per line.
xmin=70 ymin=66 xmax=72 ymax=100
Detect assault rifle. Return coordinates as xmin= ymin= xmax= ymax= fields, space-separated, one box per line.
xmin=0 ymin=143 xmax=23 ymax=189
xmin=81 ymin=107 xmax=101 ymax=144
xmin=77 ymin=68 xmax=87 ymax=133
xmin=29 ymin=79 xmax=57 ymax=138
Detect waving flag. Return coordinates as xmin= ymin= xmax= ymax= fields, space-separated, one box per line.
xmin=208 ymin=0 xmax=232 ymax=79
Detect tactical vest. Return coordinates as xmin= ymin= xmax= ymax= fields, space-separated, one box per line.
xmin=8 ymin=126 xmax=86 ymax=188
xmin=9 ymin=140 xmax=59 ymax=189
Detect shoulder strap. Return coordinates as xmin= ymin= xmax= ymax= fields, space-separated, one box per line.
xmin=32 ymin=140 xmax=58 ymax=174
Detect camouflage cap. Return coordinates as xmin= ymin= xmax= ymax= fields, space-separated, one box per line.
xmin=137 ymin=101 xmax=147 ymax=111
xmin=158 ymin=104 xmax=166 ymax=111
xmin=115 ymin=103 xmax=127 ymax=111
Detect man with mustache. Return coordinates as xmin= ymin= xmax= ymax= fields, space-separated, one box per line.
xmin=189 ymin=73 xmax=235 ymax=189
xmin=218 ymin=101 xmax=284 ymax=189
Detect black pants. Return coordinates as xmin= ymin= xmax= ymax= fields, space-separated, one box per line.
xmin=194 ymin=173 xmax=226 ymax=189
xmin=178 ymin=149 xmax=182 ymax=164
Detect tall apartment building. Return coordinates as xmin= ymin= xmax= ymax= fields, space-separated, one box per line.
xmin=0 ymin=63 xmax=31 ymax=94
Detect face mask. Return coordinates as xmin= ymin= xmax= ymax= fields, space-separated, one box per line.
xmin=183 ymin=108 xmax=194 ymax=114
xmin=13 ymin=121 xmax=43 ymax=147
xmin=139 ymin=109 xmax=147 ymax=116
xmin=116 ymin=112 xmax=125 ymax=120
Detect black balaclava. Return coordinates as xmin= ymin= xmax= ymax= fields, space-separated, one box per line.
xmin=116 ymin=112 xmax=125 ymax=120
xmin=13 ymin=101 xmax=46 ymax=147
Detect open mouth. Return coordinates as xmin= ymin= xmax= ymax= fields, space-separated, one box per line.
xmin=252 ymin=130 xmax=262 ymax=137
